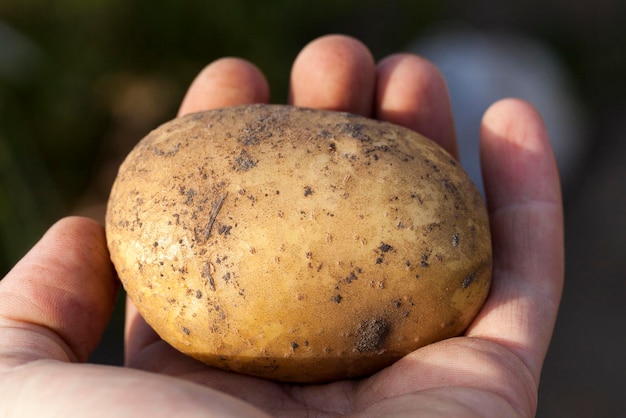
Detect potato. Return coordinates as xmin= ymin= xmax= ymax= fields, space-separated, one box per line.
xmin=106 ymin=104 xmax=492 ymax=383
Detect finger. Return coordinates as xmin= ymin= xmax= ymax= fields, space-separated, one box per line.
xmin=289 ymin=34 xmax=376 ymax=115
xmin=0 ymin=217 xmax=118 ymax=366
xmin=178 ymin=57 xmax=270 ymax=116
xmin=375 ymin=53 xmax=459 ymax=159
xmin=468 ymin=99 xmax=564 ymax=382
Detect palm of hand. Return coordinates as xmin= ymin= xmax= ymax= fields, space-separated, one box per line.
xmin=125 ymin=328 xmax=535 ymax=417
xmin=0 ymin=35 xmax=562 ymax=418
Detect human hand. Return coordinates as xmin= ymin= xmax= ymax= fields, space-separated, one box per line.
xmin=0 ymin=34 xmax=563 ymax=417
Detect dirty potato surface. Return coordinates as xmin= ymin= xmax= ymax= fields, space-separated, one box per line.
xmin=106 ymin=104 xmax=492 ymax=383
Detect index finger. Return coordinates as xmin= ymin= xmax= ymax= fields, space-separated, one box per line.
xmin=178 ymin=57 xmax=270 ymax=116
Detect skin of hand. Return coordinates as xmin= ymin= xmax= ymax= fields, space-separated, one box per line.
xmin=0 ymin=34 xmax=563 ymax=418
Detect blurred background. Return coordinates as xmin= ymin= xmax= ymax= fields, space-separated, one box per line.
xmin=1 ymin=1 xmax=624 ymax=416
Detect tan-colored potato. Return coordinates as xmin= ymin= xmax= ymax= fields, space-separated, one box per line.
xmin=106 ymin=104 xmax=492 ymax=383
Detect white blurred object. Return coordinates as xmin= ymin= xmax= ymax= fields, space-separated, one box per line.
xmin=409 ymin=26 xmax=588 ymax=194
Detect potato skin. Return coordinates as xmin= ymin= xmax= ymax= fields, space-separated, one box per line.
xmin=106 ymin=104 xmax=492 ymax=383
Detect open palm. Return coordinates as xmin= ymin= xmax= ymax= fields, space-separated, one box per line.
xmin=0 ymin=35 xmax=563 ymax=418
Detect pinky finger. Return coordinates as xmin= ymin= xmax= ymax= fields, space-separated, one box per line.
xmin=468 ymin=98 xmax=564 ymax=383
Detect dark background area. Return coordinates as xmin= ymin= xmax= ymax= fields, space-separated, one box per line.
xmin=1 ymin=1 xmax=625 ymax=416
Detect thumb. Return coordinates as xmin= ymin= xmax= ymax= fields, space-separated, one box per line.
xmin=0 ymin=217 xmax=118 ymax=366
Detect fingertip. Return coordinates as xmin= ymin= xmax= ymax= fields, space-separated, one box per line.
xmin=376 ymin=53 xmax=458 ymax=159
xmin=0 ymin=216 xmax=118 ymax=363
xmin=482 ymin=98 xmax=545 ymax=141
xmin=26 ymin=216 xmax=117 ymax=295
xmin=480 ymin=98 xmax=561 ymax=208
xmin=481 ymin=98 xmax=548 ymax=151
xmin=289 ymin=34 xmax=376 ymax=115
xmin=178 ymin=58 xmax=270 ymax=116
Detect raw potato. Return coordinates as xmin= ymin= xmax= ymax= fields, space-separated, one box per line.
xmin=106 ymin=104 xmax=492 ymax=383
